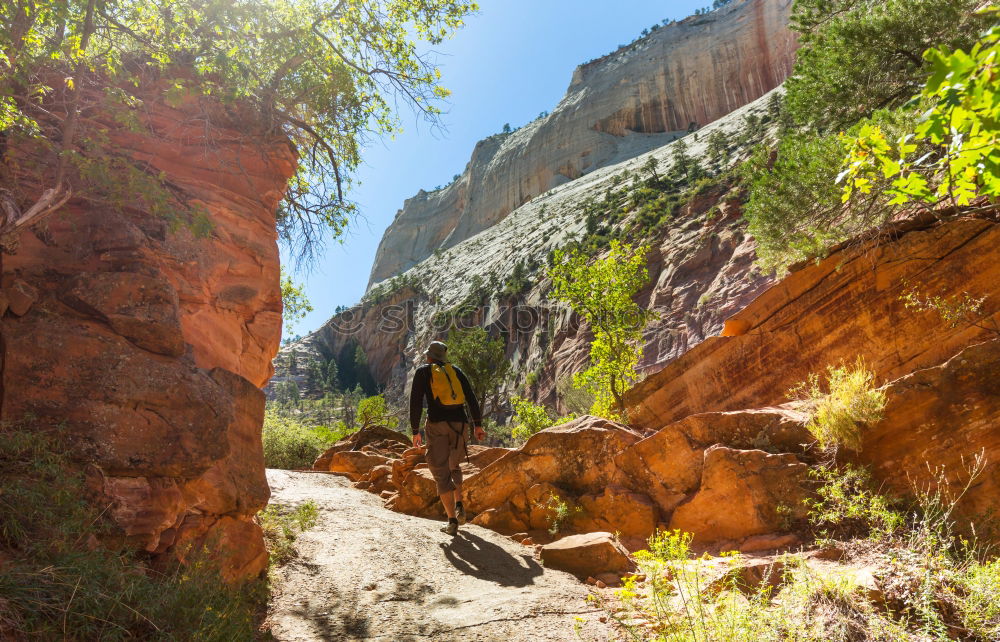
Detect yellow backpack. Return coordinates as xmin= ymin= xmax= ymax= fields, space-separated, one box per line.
xmin=430 ymin=363 xmax=466 ymax=407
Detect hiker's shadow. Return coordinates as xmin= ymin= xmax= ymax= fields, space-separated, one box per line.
xmin=440 ymin=530 xmax=543 ymax=587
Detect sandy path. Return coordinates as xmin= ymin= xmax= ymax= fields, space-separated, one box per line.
xmin=264 ymin=469 xmax=616 ymax=641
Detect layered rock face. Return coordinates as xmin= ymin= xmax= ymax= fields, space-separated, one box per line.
xmin=368 ymin=0 xmax=796 ymax=286
xmin=1 ymin=88 xmax=295 ymax=581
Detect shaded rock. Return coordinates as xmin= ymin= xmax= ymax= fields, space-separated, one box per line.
xmin=4 ymin=278 xmax=37 ymax=316
xmin=739 ymin=533 xmax=800 ymax=553
xmin=572 ymin=487 xmax=659 ymax=544
xmin=1 ymin=84 xmax=295 ymax=582
xmin=669 ymin=446 xmax=808 ymax=543
xmin=540 ymin=532 xmax=636 ymax=580
xmin=61 ymin=272 xmax=184 ymax=356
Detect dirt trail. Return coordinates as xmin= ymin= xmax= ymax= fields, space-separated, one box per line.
xmin=264 ymin=470 xmax=616 ymax=641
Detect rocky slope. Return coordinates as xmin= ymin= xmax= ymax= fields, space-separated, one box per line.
xmin=368 ymin=0 xmax=797 ymax=286
xmin=0 ymin=86 xmax=294 ymax=581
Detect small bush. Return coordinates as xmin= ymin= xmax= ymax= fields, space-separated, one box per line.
xmin=262 ymin=409 xmax=352 ymax=469
xmin=788 ymin=358 xmax=887 ymax=452
xmin=806 ymin=465 xmax=904 ymax=543
xmin=537 ymin=494 xmax=582 ymax=535
xmin=356 ymin=394 xmax=398 ymax=429
xmin=259 ymin=500 xmax=319 ymax=566
xmin=509 ymin=397 xmax=575 ymax=442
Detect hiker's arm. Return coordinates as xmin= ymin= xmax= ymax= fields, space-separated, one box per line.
xmin=455 ymin=367 xmax=482 ymax=426
xmin=409 ymin=368 xmax=426 ymax=436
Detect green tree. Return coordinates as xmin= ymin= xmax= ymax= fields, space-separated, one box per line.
xmin=785 ymin=0 xmax=989 ymax=131
xmin=642 ymin=155 xmax=660 ymax=183
xmin=355 ymin=394 xmax=398 ymax=429
xmin=275 ymin=380 xmax=301 ymax=406
xmin=704 ymin=129 xmax=731 ymax=173
xmin=669 ymin=138 xmax=702 ymax=185
xmin=0 ymin=0 xmax=478 ymax=262
xmin=281 ymin=269 xmax=313 ymax=333
xmin=446 ymin=326 xmax=512 ymax=418
xmin=547 ymin=240 xmax=654 ymax=419
xmin=840 ymin=22 xmax=1000 ymax=210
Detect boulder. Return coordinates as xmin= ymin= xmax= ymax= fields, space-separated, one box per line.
xmin=4 ymin=278 xmax=38 ymax=317
xmin=572 ymin=487 xmax=660 ymax=545
xmin=540 ymin=532 xmax=636 ymax=580
xmin=313 ymin=425 xmax=410 ymax=470
xmin=323 ymin=451 xmax=392 ymax=481
xmin=669 ymin=446 xmax=809 ymax=543
xmin=464 ymin=416 xmax=641 ymax=514
xmin=387 ymin=467 xmax=441 ymax=518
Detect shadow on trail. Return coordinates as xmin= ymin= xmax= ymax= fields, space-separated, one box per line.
xmin=439 ymin=530 xmax=543 ymax=587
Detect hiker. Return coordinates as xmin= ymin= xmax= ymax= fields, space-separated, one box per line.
xmin=409 ymin=340 xmax=486 ymax=536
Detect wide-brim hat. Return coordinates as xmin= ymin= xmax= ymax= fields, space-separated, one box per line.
xmin=424 ymin=340 xmax=448 ymax=362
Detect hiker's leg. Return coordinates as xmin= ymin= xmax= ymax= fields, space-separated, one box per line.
xmin=426 ymin=421 xmax=459 ymax=518
xmin=448 ymin=423 xmax=466 ymax=503
xmin=439 ymin=489 xmax=456 ymax=519
xmin=454 ymin=481 xmax=463 ymax=504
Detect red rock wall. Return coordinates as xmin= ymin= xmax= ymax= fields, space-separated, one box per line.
xmin=626 ymin=217 xmax=1000 ymax=429
xmin=0 ymin=89 xmax=295 ymax=581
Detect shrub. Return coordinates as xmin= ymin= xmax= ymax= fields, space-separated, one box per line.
xmin=788 ymin=358 xmax=887 ymax=452
xmin=805 ymin=465 xmax=904 ymax=543
xmin=509 ymin=397 xmax=575 ymax=442
xmin=259 ymin=500 xmax=319 ymax=566
xmin=262 ymin=409 xmax=351 ymax=469
xmin=538 ymin=494 xmax=582 ymax=535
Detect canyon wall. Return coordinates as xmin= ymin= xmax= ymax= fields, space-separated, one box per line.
xmin=277 ymin=93 xmax=780 ymax=410
xmin=367 ymin=0 xmax=796 ymax=287
xmin=0 ymin=88 xmax=294 ymax=581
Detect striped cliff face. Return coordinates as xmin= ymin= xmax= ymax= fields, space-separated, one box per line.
xmin=368 ymin=0 xmax=797 ymax=288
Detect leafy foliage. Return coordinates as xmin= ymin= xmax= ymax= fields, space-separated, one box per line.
xmin=262 ymin=407 xmax=353 ymax=469
xmin=785 ymin=0 xmax=989 ymax=131
xmin=356 ymin=394 xmax=397 ymax=429
xmin=548 ymin=241 xmax=654 ymax=418
xmin=538 ymin=493 xmax=581 ymax=535
xmin=840 ymin=23 xmax=1000 ymax=209
xmin=806 ymin=464 xmax=904 ymax=543
xmin=742 ymin=109 xmax=914 ymax=272
xmin=788 ymin=358 xmax=887 ymax=452
xmin=508 ymin=396 xmax=574 ymax=442
xmin=280 ymin=269 xmax=313 ymax=333
xmin=0 ymin=0 xmax=477 ymax=262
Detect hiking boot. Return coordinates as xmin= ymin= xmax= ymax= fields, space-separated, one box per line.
xmin=455 ymin=502 xmax=467 ymax=525
xmin=441 ymin=518 xmax=458 ymax=536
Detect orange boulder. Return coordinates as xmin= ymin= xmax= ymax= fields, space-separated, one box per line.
xmin=669 ymin=445 xmax=809 ymax=543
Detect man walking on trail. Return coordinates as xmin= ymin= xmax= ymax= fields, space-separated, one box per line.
xmin=410 ymin=340 xmax=486 ymax=536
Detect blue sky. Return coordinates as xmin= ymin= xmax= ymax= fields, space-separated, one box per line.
xmin=285 ymin=0 xmax=708 ymax=337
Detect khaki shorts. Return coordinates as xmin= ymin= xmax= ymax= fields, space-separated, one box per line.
xmin=425 ymin=420 xmax=468 ymax=494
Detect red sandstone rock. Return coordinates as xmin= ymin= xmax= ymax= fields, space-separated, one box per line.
xmin=323 ymin=451 xmax=392 ymax=481
xmin=540 ymin=532 xmax=636 ymax=580
xmin=312 ymin=425 xmax=410 ymax=470
xmin=0 ymin=86 xmax=295 ymax=582
xmin=3 ymin=278 xmax=37 ymax=316
xmin=856 ymin=339 xmax=1000 ymax=523
xmin=669 ymin=446 xmax=809 ymax=543
xmin=628 ymin=219 xmax=1000 ymax=430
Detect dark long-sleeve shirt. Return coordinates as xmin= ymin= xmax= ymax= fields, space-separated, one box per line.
xmin=409 ymin=362 xmax=482 ymax=435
